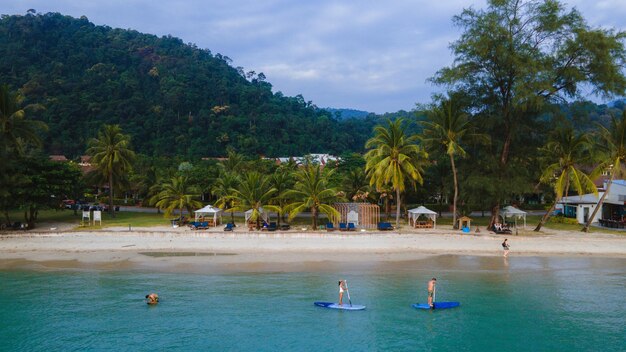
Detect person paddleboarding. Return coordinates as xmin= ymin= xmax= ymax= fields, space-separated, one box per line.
xmin=427 ymin=278 xmax=436 ymax=308
xmin=338 ymin=280 xmax=348 ymax=305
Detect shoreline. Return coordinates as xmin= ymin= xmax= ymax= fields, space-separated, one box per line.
xmin=1 ymin=226 xmax=625 ymax=272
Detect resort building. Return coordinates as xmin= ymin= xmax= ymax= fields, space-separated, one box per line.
xmin=559 ymin=179 xmax=626 ymax=227
xmin=273 ymin=154 xmax=339 ymax=166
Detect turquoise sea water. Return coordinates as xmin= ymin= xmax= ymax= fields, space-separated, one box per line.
xmin=1 ymin=255 xmax=624 ymax=351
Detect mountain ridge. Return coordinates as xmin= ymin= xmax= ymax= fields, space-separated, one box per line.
xmin=0 ymin=12 xmax=381 ymax=158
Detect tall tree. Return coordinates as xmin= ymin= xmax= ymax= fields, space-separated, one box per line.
xmin=420 ymin=98 xmax=489 ymax=228
xmin=0 ymin=84 xmax=47 ymax=224
xmin=0 ymin=84 xmax=46 ymax=155
xmin=269 ymin=167 xmax=294 ymax=226
xmin=433 ymin=0 xmax=626 ymax=226
xmin=582 ymin=111 xmax=626 ymax=232
xmin=229 ymin=172 xmax=278 ymax=229
xmin=153 ymin=176 xmax=202 ymax=223
xmin=535 ymin=126 xmax=597 ymax=231
xmin=342 ymin=167 xmax=370 ymax=202
xmin=283 ymin=164 xmax=341 ymax=229
xmin=364 ymin=118 xmax=428 ymax=227
xmin=87 ymin=124 xmax=136 ymax=217
xmin=212 ymin=171 xmax=240 ymax=224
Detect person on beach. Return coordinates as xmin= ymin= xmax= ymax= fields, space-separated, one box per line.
xmin=427 ymin=278 xmax=436 ymax=308
xmin=502 ymin=239 xmax=510 ymax=257
xmin=146 ymin=293 xmax=159 ymax=305
xmin=338 ymin=280 xmax=347 ymax=305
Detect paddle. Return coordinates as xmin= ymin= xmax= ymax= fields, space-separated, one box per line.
xmin=345 ymin=280 xmax=353 ymax=307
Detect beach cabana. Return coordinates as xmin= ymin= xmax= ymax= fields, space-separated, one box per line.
xmin=194 ymin=205 xmax=222 ymax=227
xmin=245 ymin=207 xmax=269 ymax=226
xmin=332 ymin=203 xmax=380 ymax=229
xmin=501 ymin=205 xmax=527 ymax=229
xmin=408 ymin=206 xmax=437 ymax=229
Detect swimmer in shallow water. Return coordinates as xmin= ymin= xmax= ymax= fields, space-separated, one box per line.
xmin=146 ymin=293 xmax=159 ymax=305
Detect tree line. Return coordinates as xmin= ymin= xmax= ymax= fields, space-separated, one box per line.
xmin=2 ymin=0 xmax=626 ymax=232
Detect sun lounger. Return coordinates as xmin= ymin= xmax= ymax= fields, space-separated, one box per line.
xmin=268 ymin=222 xmax=277 ymax=231
xmin=190 ymin=221 xmax=209 ymax=230
xmin=348 ymin=223 xmax=356 ymax=231
xmin=279 ymin=224 xmax=290 ymax=231
xmin=224 ymin=223 xmax=234 ymax=231
xmin=339 ymin=223 xmax=348 ymax=231
xmin=377 ymin=222 xmax=394 ymax=231
xmin=326 ymin=222 xmax=335 ymax=231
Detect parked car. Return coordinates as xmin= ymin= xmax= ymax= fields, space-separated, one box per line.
xmin=62 ymin=199 xmax=75 ymax=209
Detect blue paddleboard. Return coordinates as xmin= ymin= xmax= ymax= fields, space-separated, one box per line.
xmin=412 ymin=302 xmax=460 ymax=310
xmin=314 ymin=302 xmax=366 ymax=310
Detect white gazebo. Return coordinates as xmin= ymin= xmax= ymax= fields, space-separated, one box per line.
xmin=501 ymin=205 xmax=527 ymax=229
xmin=245 ymin=207 xmax=269 ymax=224
xmin=194 ymin=205 xmax=222 ymax=227
xmin=408 ymin=206 xmax=437 ymax=229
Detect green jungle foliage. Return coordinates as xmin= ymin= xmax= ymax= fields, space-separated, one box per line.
xmin=0 ymin=12 xmax=389 ymax=158
xmin=0 ymin=12 xmax=622 ymax=161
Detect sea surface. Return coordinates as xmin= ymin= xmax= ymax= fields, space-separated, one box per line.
xmin=1 ymin=255 xmax=624 ymax=351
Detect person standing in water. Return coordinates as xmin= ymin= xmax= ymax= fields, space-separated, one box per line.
xmin=502 ymin=239 xmax=510 ymax=257
xmin=338 ymin=280 xmax=347 ymax=305
xmin=427 ymin=278 xmax=436 ymax=308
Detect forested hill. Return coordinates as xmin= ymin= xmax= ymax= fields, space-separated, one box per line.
xmin=0 ymin=12 xmax=385 ymax=158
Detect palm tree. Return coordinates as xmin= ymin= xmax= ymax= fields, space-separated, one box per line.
xmin=0 ymin=84 xmax=46 ymax=223
xmin=153 ymin=176 xmax=203 ymax=223
xmin=269 ymin=167 xmax=294 ymax=226
xmin=87 ymin=124 xmax=136 ymax=217
xmin=220 ymin=147 xmax=246 ymax=173
xmin=364 ymin=118 xmax=428 ymax=227
xmin=420 ymin=99 xmax=489 ymax=228
xmin=535 ymin=127 xmax=597 ymax=231
xmin=283 ymin=164 xmax=341 ymax=229
xmin=343 ymin=168 xmax=370 ymax=202
xmin=229 ymin=172 xmax=278 ymax=229
xmin=0 ymin=84 xmax=46 ymax=155
xmin=212 ymin=171 xmax=240 ymax=224
xmin=582 ymin=111 xmax=626 ymax=232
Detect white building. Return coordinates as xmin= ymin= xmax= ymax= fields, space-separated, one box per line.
xmin=272 ymin=154 xmax=340 ymax=165
xmin=559 ymin=180 xmax=626 ymax=225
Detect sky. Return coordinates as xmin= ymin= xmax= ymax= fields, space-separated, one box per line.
xmin=2 ymin=1 xmax=626 ymax=113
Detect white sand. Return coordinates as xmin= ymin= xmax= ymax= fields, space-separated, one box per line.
xmin=1 ymin=225 xmax=624 ymax=270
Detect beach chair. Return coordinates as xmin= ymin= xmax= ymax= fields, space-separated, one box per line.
xmin=348 ymin=223 xmax=356 ymax=231
xmin=326 ymin=222 xmax=335 ymax=231
xmin=339 ymin=223 xmax=348 ymax=231
xmin=188 ymin=221 xmax=199 ymax=230
xmin=198 ymin=221 xmax=209 ymax=230
xmin=279 ymin=224 xmax=291 ymax=231
xmin=268 ymin=222 xmax=277 ymax=231
xmin=224 ymin=223 xmax=234 ymax=231
xmin=377 ymin=222 xmax=394 ymax=231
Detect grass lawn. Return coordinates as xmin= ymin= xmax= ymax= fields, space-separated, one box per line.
xmin=3 ymin=209 xmax=625 ymax=235
xmin=6 ymin=209 xmax=168 ymax=229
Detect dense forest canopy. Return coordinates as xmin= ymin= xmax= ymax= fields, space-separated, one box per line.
xmin=0 ymin=12 xmax=392 ymax=158
xmin=0 ymin=12 xmax=623 ymax=160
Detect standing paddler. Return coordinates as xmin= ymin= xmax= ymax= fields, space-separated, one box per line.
xmin=427 ymin=278 xmax=437 ymax=308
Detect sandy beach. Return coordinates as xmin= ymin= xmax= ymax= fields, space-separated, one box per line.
xmin=1 ymin=225 xmax=625 ymax=272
